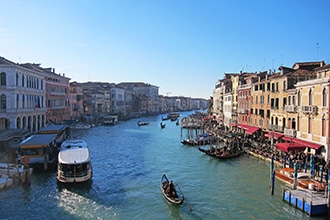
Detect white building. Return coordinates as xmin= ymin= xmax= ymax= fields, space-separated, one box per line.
xmin=0 ymin=57 xmax=46 ymax=132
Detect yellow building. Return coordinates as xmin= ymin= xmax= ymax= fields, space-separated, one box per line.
xmin=295 ymin=63 xmax=330 ymax=159
xmin=249 ymin=71 xmax=269 ymax=130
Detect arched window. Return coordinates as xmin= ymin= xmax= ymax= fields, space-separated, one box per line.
xmin=0 ymin=94 xmax=6 ymax=109
xmin=308 ymin=89 xmax=313 ymax=105
xmin=16 ymin=73 xmax=19 ymax=86
xmin=322 ymin=118 xmax=326 ymax=136
xmin=16 ymin=117 xmax=21 ymax=129
xmin=297 ymin=91 xmax=301 ymax=106
xmin=16 ymin=94 xmax=19 ymax=108
xmin=22 ymin=95 xmax=25 ymax=108
xmin=0 ymin=72 xmax=6 ymax=85
xmin=267 ymin=94 xmax=270 ymax=104
xmin=322 ymin=88 xmax=327 ymax=107
xmin=22 ymin=75 xmax=25 ymax=87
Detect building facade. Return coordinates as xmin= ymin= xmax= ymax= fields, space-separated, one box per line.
xmin=0 ymin=57 xmax=46 ymax=132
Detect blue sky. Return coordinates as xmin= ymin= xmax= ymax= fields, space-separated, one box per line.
xmin=1 ymin=0 xmax=329 ymax=99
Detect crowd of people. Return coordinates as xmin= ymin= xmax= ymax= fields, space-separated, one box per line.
xmin=199 ymin=117 xmax=330 ymax=183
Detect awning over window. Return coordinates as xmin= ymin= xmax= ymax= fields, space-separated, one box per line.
xmin=230 ymin=123 xmax=237 ymax=127
xmin=246 ymin=127 xmax=260 ymax=135
xmin=237 ymin=124 xmax=260 ymax=134
xmin=282 ymin=137 xmax=323 ymax=150
xmin=275 ymin=142 xmax=306 ymax=152
xmin=237 ymin=124 xmax=248 ymax=129
xmin=264 ymin=132 xmax=284 ymax=140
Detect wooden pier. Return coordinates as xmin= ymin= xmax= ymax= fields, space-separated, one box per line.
xmin=282 ymin=187 xmax=329 ymax=216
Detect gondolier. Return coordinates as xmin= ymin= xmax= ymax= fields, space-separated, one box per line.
xmin=160 ymin=174 xmax=184 ymax=205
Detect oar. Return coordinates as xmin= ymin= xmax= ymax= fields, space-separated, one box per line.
xmin=176 ymin=184 xmax=192 ymax=211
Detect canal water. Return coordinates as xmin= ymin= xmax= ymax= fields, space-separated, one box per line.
xmin=0 ymin=111 xmax=328 ymax=219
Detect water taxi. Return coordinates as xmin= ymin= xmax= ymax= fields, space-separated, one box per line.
xmin=57 ymin=139 xmax=92 ymax=183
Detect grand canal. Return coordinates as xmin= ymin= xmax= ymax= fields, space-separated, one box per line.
xmin=0 ymin=111 xmax=327 ymax=219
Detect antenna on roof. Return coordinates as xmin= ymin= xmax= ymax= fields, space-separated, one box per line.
xmin=316 ymin=42 xmax=319 ymax=60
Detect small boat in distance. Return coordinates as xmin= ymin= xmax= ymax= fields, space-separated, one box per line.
xmin=57 ymin=139 xmax=92 ymax=183
xmin=137 ymin=121 xmax=149 ymax=126
xmin=160 ymin=174 xmax=184 ymax=205
xmin=168 ymin=112 xmax=180 ymax=121
xmin=160 ymin=122 xmax=166 ymax=129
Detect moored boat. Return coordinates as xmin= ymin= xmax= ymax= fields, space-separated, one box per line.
xmin=69 ymin=123 xmax=91 ymax=130
xmin=0 ymin=174 xmax=13 ymax=190
xmin=275 ymin=167 xmax=327 ymax=191
xmin=160 ymin=174 xmax=184 ymax=205
xmin=182 ymin=134 xmax=218 ymax=146
xmin=199 ymin=145 xmax=243 ymax=159
xmin=57 ymin=139 xmax=92 ymax=183
xmin=214 ymin=148 xmax=244 ymax=159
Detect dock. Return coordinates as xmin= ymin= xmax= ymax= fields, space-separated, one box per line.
xmin=282 ymin=187 xmax=329 ymax=216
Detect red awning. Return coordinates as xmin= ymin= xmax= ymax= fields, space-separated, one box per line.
xmin=275 ymin=142 xmax=306 ymax=152
xmin=246 ymin=127 xmax=260 ymax=135
xmin=282 ymin=137 xmax=323 ymax=150
xmin=264 ymin=132 xmax=284 ymax=140
xmin=237 ymin=124 xmax=248 ymax=129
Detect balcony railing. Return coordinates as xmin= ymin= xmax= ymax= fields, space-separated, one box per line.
xmin=284 ymin=128 xmax=296 ymax=137
xmin=284 ymin=105 xmax=296 ymax=112
xmin=301 ymin=105 xmax=317 ymax=114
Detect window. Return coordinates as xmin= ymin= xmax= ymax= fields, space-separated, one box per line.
xmin=322 ymin=119 xmax=326 ymax=136
xmin=297 ymin=91 xmax=301 ymax=106
xmin=308 ymin=90 xmax=313 ymax=106
xmin=267 ymin=94 xmax=270 ymax=104
xmin=288 ymin=96 xmax=291 ymax=105
xmin=322 ymin=88 xmax=327 ymax=107
xmin=16 ymin=94 xmax=19 ymax=109
xmin=0 ymin=72 xmax=6 ymax=85
xmin=0 ymin=94 xmax=6 ymax=109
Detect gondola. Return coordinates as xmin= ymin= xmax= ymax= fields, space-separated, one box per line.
xmin=214 ymin=149 xmax=244 ymax=159
xmin=160 ymin=174 xmax=184 ymax=205
xmin=160 ymin=122 xmax=166 ymax=129
xmin=137 ymin=121 xmax=149 ymax=126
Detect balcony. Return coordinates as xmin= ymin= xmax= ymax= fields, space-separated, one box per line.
xmin=284 ymin=128 xmax=296 ymax=137
xmin=238 ymin=109 xmax=247 ymax=114
xmin=301 ymin=105 xmax=317 ymax=114
xmin=284 ymin=105 xmax=296 ymax=112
